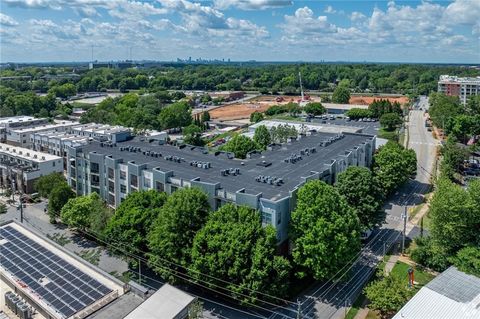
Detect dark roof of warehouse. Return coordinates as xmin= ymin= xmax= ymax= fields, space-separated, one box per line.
xmin=80 ymin=131 xmax=374 ymax=200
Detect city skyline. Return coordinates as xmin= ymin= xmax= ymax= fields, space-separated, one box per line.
xmin=1 ymin=0 xmax=479 ymax=63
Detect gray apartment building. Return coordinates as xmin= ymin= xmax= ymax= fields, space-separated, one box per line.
xmin=66 ymin=131 xmax=375 ymax=244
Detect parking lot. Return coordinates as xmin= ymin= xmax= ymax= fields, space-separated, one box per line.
xmin=310 ymin=116 xmax=380 ymax=136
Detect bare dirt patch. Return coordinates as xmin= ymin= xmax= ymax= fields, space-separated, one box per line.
xmin=349 ymin=96 xmax=409 ymax=105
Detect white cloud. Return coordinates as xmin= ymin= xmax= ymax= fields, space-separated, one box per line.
xmin=324 ymin=5 xmax=336 ymax=14
xmin=350 ymin=11 xmax=366 ymax=22
xmin=0 ymin=13 xmax=19 ymax=26
xmin=213 ymin=0 xmax=292 ymax=10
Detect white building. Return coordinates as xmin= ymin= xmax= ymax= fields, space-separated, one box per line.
xmin=124 ymin=284 xmax=196 ymax=319
xmin=7 ymin=120 xmax=78 ymax=148
xmin=0 ymin=143 xmax=63 ymax=193
xmin=438 ymin=75 xmax=480 ymax=105
xmin=393 ymin=266 xmax=480 ymax=319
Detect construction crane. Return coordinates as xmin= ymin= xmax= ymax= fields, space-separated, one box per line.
xmin=298 ymin=72 xmax=310 ymax=104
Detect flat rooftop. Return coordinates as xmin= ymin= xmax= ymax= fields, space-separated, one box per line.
xmin=124 ymin=284 xmax=195 ymax=319
xmin=0 ymin=143 xmax=62 ymax=162
xmin=10 ymin=121 xmax=79 ymax=133
xmin=0 ymin=116 xmax=39 ymax=125
xmin=72 ymin=123 xmax=131 ymax=135
xmin=0 ymin=221 xmax=124 ymax=319
xmin=439 ymin=75 xmax=480 ymax=84
xmin=80 ymin=131 xmax=374 ymax=200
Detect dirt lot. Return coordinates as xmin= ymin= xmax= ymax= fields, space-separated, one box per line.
xmin=349 ymin=95 xmax=409 ymax=105
xmin=209 ymin=94 xmax=409 ymax=121
xmin=209 ymin=95 xmax=321 ymax=121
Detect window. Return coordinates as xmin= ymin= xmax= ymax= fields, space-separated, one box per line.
xmin=91 ymin=162 xmax=99 ymax=173
xmin=144 ymin=177 xmax=151 ymax=188
xmin=261 ymin=212 xmax=272 ymax=224
xmin=155 ymin=181 xmax=164 ymax=192
xmin=52 ymin=162 xmax=55 ymax=167
xmin=120 ymin=184 xmax=127 ymax=194
xmin=108 ymin=168 xmax=114 ymax=179
xmin=108 ymin=194 xmax=115 ymax=205
xmin=108 ymin=181 xmax=114 ymax=193
xmin=120 ymin=170 xmax=126 ymax=180
xmin=130 ymin=174 xmax=138 ymax=187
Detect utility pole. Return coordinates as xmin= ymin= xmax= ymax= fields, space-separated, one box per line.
xmin=138 ymin=257 xmax=141 ymax=283
xmin=296 ymin=298 xmax=302 ymax=319
xmin=401 ymin=206 xmax=407 ymax=254
xmin=19 ymin=194 xmax=23 ymax=223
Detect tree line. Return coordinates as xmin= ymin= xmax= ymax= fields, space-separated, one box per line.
xmin=2 ymin=64 xmax=479 ymax=96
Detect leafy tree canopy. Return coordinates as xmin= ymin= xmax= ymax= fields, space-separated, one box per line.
xmin=48 ymin=182 xmax=75 ymax=223
xmin=332 ymin=86 xmax=350 ymax=104
xmin=372 ymin=141 xmax=417 ymax=195
xmin=61 ymin=192 xmax=105 ymax=230
xmin=336 ymin=166 xmax=384 ymax=229
xmin=221 ymin=134 xmax=258 ymax=159
xmin=34 ymin=173 xmax=66 ymax=198
xmin=104 ymin=190 xmax=167 ymax=253
xmin=304 ymin=102 xmax=326 ymax=116
xmin=253 ymin=125 xmax=271 ymax=150
xmin=148 ymin=187 xmax=210 ymax=281
xmin=290 ymin=180 xmax=361 ymax=280
xmin=380 ymin=112 xmax=402 ymax=131
xmin=190 ymin=204 xmax=291 ymax=303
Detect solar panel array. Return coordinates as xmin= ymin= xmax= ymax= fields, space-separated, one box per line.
xmin=0 ymin=225 xmax=113 ymax=318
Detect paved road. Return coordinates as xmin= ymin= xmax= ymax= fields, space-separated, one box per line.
xmin=269 ymin=96 xmax=438 ymax=319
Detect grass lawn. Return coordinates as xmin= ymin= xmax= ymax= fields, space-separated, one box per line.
xmin=266 ymin=114 xmax=303 ymax=122
xmin=378 ymin=128 xmax=398 ymax=141
xmin=390 ymin=261 xmax=435 ymax=288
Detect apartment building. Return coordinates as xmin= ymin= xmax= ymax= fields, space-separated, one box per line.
xmin=0 ymin=143 xmax=63 ymax=193
xmin=0 ymin=116 xmax=49 ymax=143
xmin=66 ymin=131 xmax=375 ymax=244
xmin=438 ymin=75 xmax=480 ymax=105
xmin=8 ymin=120 xmax=79 ymax=148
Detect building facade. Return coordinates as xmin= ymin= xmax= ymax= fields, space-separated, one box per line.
xmin=438 ymin=75 xmax=480 ymax=105
xmin=66 ymin=131 xmax=375 ymax=244
xmin=0 ymin=143 xmax=63 ymax=193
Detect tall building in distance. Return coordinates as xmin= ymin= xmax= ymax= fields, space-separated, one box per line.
xmin=437 ymin=75 xmax=480 ymax=105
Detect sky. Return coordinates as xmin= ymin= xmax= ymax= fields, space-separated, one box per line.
xmin=0 ymin=0 xmax=479 ymax=63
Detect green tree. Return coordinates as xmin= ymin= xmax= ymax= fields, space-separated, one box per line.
xmin=270 ymin=124 xmax=297 ymax=144
xmin=304 ymin=102 xmax=326 ymax=116
xmin=158 ymin=101 xmax=192 ymax=129
xmin=430 ymin=178 xmax=479 ymax=253
xmin=466 ymin=95 xmax=480 ymax=114
xmin=250 ymin=111 xmax=264 ymax=123
xmin=48 ymin=183 xmax=75 ymax=223
xmin=189 ymin=204 xmax=291 ymax=303
xmin=439 ymin=136 xmax=468 ymax=181
xmin=364 ymin=273 xmax=414 ymax=318
xmin=380 ymin=113 xmax=402 ymax=131
xmin=148 ymin=188 xmax=210 ymax=281
xmin=221 ymin=134 xmax=258 ymax=159
xmin=411 ymin=236 xmax=451 ymax=272
xmin=253 ymin=125 xmax=271 ymax=150
xmin=105 ymin=190 xmax=167 ymax=253
xmin=183 ymin=124 xmax=205 ymax=146
xmin=286 ymin=102 xmax=301 ymax=117
xmin=34 ymin=173 xmax=66 ymax=198
xmin=336 ymin=167 xmax=384 ymax=229
xmin=290 ymin=180 xmax=361 ymax=280
xmin=201 ymin=111 xmax=210 ymax=122
xmin=346 ymin=108 xmax=372 ymax=119
xmin=450 ymin=246 xmax=480 ymax=277
xmin=332 ymin=86 xmax=350 ymax=104
xmin=373 ymin=141 xmax=417 ymax=195
xmin=60 ymin=193 xmax=104 ymax=230
xmin=428 ymin=92 xmax=463 ymax=129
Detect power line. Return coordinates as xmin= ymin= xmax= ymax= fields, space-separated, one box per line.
xmin=129 ymin=269 xmax=265 ymax=318
xmin=20 ymin=216 xmax=293 ymax=318
xmin=299 ymin=179 xmax=424 ymax=315
xmin=74 ymin=228 xmax=295 ymax=319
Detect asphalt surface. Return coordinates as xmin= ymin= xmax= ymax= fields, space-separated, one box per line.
xmin=269 ymin=96 xmax=438 ymax=319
